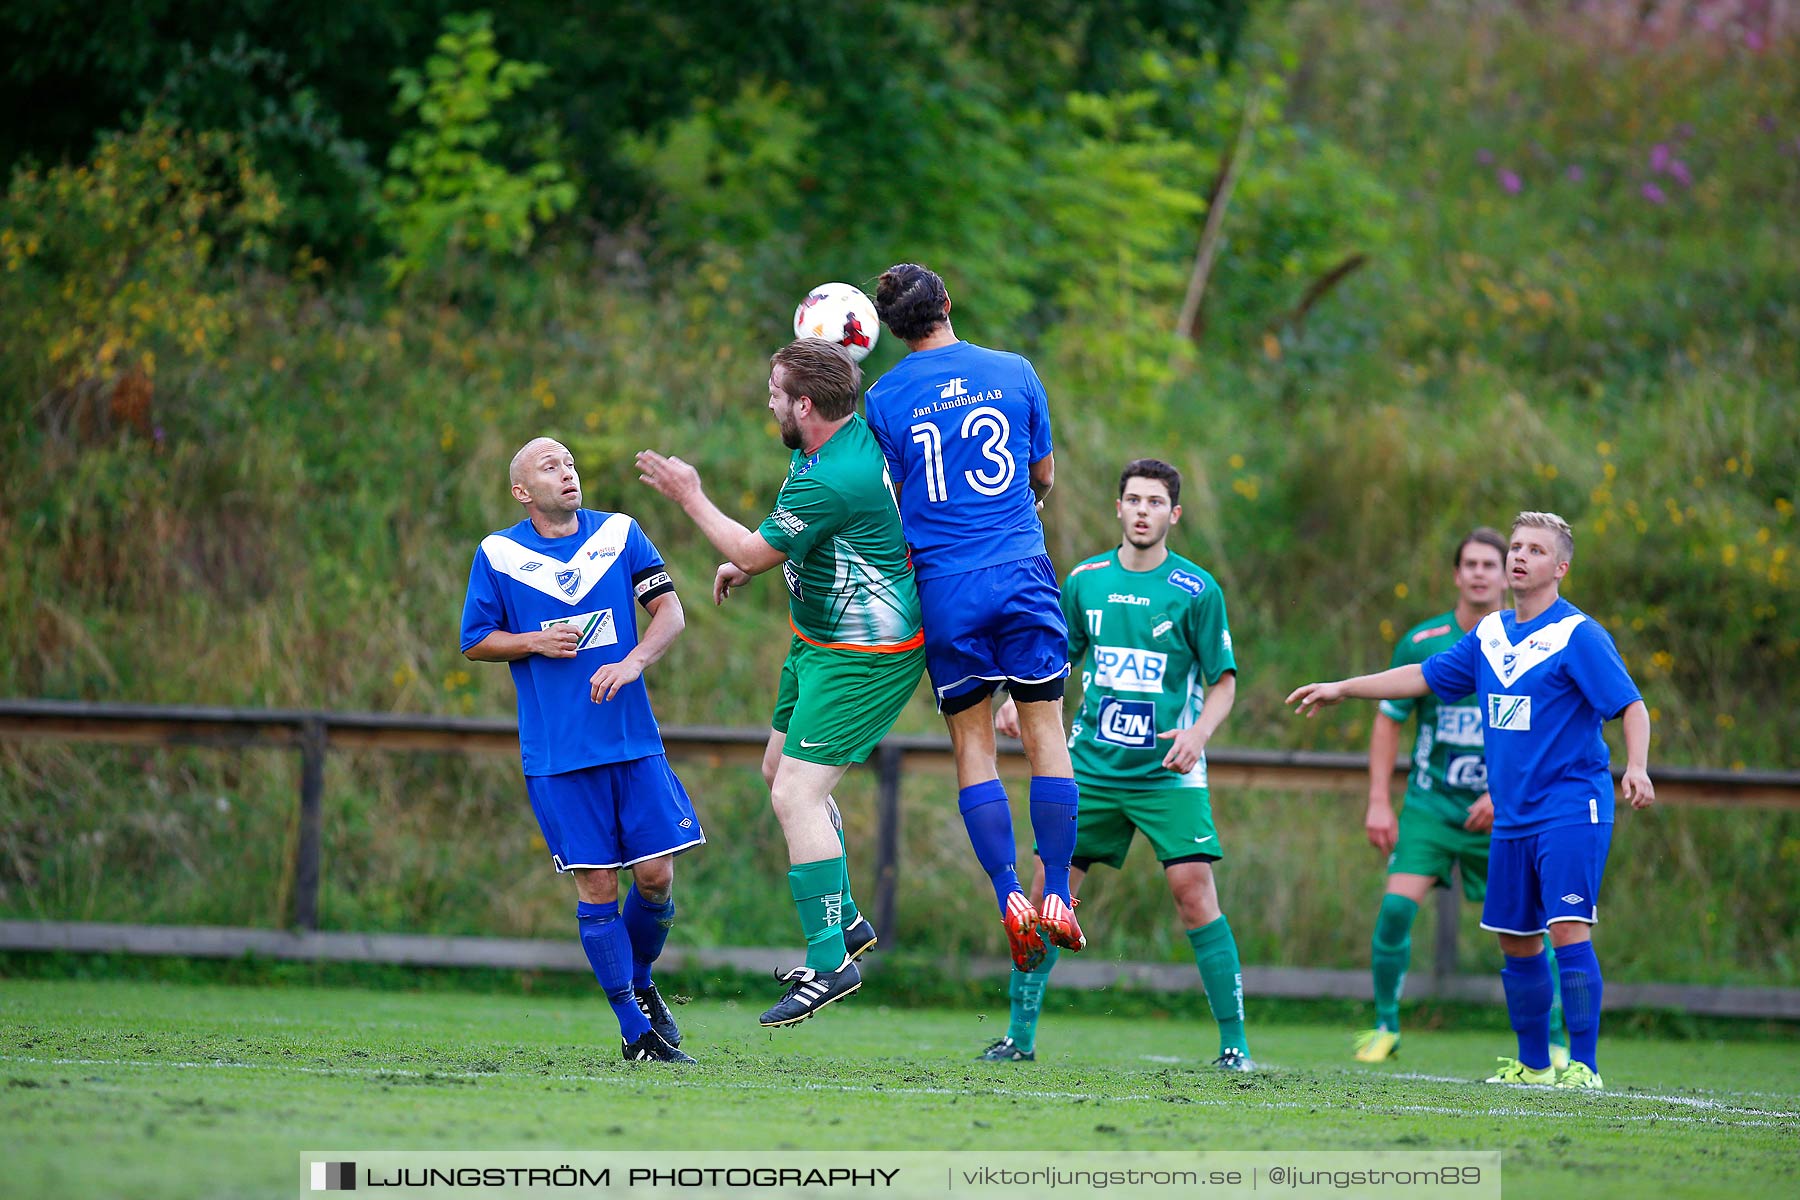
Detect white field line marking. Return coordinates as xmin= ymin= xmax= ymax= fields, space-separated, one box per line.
xmin=1382 ymin=1071 xmax=1800 ymax=1115
xmin=5 ymin=1054 xmax=1796 ymax=1128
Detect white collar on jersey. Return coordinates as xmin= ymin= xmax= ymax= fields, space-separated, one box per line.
xmin=480 ymin=512 xmax=632 ymax=605
xmin=1475 ymin=609 xmax=1586 ymax=687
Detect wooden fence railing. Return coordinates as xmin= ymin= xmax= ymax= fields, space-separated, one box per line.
xmin=3 ymin=698 xmax=1796 ymax=1017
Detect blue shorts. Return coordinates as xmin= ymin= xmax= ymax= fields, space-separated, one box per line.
xmin=917 ymin=555 xmax=1069 ymax=705
xmin=523 ymin=754 xmax=703 ymax=872
xmin=1480 ymin=824 xmax=1612 ymax=936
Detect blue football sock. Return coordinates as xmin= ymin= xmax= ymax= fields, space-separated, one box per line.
xmin=623 ymin=885 xmax=675 ymax=990
xmin=1028 ymin=776 xmax=1079 ymax=903
xmin=577 ymin=901 xmax=651 ymax=1042
xmin=1500 ymin=951 xmax=1554 ymax=1071
xmin=958 ymin=780 xmax=1022 ymax=911
xmin=1555 ymin=940 xmax=1604 ymax=1072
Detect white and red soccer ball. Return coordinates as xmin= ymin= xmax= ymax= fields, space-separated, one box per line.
xmin=793 ymin=282 xmax=879 ymax=363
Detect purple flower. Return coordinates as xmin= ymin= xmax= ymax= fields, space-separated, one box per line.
xmin=1498 ymin=169 xmax=1522 ymax=194
xmin=1761 ymin=114 xmax=1779 ymax=133
xmin=1650 ymin=143 xmax=1671 ymax=172
xmin=1476 ymin=148 xmax=1495 ymax=165
xmin=1668 ymin=159 xmax=1693 ymax=187
xmin=153 ymin=425 xmax=166 ymax=443
xmin=1745 ymin=29 xmax=1765 ymax=52
xmin=1565 ymin=164 xmax=1585 ymax=182
xmin=1641 ymin=182 xmax=1667 ymax=204
xmin=1676 ymin=122 xmax=1695 ymax=140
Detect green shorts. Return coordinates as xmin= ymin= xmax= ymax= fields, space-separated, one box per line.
xmin=1388 ymin=802 xmax=1489 ymax=901
xmin=1070 ymin=783 xmax=1221 ymax=871
xmin=771 ymin=636 xmax=925 ymax=766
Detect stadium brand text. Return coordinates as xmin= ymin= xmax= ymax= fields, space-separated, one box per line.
xmin=1107 ymin=592 xmax=1150 ymax=606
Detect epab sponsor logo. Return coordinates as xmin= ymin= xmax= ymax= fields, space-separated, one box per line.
xmin=1434 ymin=704 xmax=1485 ymax=746
xmin=1092 ymin=645 xmax=1167 ymax=693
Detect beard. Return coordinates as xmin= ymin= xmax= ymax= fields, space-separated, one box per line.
xmin=779 ymin=418 xmax=804 ymax=450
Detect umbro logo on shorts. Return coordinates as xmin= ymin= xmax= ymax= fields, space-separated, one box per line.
xmin=1561 ymin=893 xmax=1585 ymax=904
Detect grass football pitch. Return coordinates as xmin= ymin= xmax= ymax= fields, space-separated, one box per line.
xmin=3 ymin=978 xmax=1795 ymax=1199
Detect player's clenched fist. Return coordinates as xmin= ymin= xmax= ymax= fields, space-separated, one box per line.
xmin=535 ymin=624 xmax=581 ymax=658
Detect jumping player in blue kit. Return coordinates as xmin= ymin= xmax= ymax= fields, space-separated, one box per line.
xmin=462 ymin=437 xmax=702 ymax=1064
xmin=863 ymin=262 xmax=1084 ymax=969
xmin=1288 ymin=511 xmax=1655 ymax=1089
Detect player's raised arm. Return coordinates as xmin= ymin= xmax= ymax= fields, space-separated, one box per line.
xmin=1287 ymin=664 xmax=1431 ymax=717
xmin=636 ymin=449 xmax=785 ymax=576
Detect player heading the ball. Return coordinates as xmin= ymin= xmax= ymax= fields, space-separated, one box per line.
xmin=637 ymin=339 xmax=926 ymax=1029
xmin=863 ymin=261 xmax=1084 ymax=971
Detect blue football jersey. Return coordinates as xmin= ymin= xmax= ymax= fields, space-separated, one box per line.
xmin=1420 ymin=597 xmax=1641 ymax=837
xmin=460 ymin=510 xmax=675 ymax=776
xmin=864 ymin=341 xmax=1054 ymax=580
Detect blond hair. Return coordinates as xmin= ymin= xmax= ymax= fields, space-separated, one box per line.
xmin=1512 ymin=510 xmax=1574 ymax=563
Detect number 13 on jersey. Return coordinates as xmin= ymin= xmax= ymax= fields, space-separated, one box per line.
xmin=910 ymin=406 xmax=1016 ymax=502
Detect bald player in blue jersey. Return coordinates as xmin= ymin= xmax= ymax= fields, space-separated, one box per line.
xmin=462 ymin=436 xmax=702 ymax=1064
xmin=1289 ymin=511 xmax=1654 ymax=1090
xmin=863 ymin=262 xmax=1083 ymax=970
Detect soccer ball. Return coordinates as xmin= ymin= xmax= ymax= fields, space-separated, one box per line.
xmin=793 ymin=282 xmax=879 ymax=363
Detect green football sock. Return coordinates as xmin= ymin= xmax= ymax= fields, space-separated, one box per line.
xmin=788 ymin=856 xmax=849 ymax=972
xmin=1371 ymin=893 xmax=1420 ymax=1032
xmin=1187 ymin=915 xmax=1249 ymax=1055
xmin=1005 ymin=946 xmax=1061 ymax=1053
xmin=833 ymin=815 xmax=859 ymax=927
xmin=1546 ymin=937 xmax=1566 ymax=1045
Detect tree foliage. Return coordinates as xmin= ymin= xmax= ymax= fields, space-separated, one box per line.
xmin=376 ymin=11 xmax=576 ymax=287
xmin=0 ymin=117 xmax=280 ymax=406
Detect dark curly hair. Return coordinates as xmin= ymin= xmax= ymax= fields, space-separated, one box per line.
xmin=874 ymin=262 xmax=950 ymax=342
xmin=1118 ymin=459 xmax=1181 ymax=507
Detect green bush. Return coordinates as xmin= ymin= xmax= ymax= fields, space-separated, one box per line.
xmin=376 ymin=11 xmax=576 ymax=287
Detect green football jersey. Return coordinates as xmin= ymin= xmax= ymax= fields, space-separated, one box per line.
xmin=1062 ymin=549 xmax=1236 ymax=791
xmin=1378 ymin=610 xmax=1488 ymax=825
xmin=756 ymin=415 xmax=924 ymax=650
